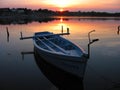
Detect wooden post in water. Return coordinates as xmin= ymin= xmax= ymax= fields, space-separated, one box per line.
xmin=6 ymin=27 xmax=9 ymax=42
xmin=20 ymin=32 xmax=23 ymax=39
xmin=67 ymin=27 xmax=70 ymax=34
xmin=61 ymin=25 xmax=63 ymax=33
xmin=118 ymin=25 xmax=120 ymax=30
xmin=117 ymin=25 xmax=120 ymax=35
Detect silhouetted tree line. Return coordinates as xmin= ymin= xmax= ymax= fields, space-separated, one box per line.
xmin=56 ymin=10 xmax=120 ymax=17
xmin=0 ymin=8 xmax=120 ymax=17
xmin=0 ymin=8 xmax=55 ymax=17
xmin=0 ymin=8 xmax=56 ymax=25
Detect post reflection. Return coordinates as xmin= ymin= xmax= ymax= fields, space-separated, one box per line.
xmin=7 ymin=34 xmax=9 ymax=42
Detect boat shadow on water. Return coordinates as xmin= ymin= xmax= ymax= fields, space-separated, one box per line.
xmin=34 ymin=48 xmax=84 ymax=90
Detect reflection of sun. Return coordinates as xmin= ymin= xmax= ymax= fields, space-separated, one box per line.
xmin=60 ymin=17 xmax=63 ymax=22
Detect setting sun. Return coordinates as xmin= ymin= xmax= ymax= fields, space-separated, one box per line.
xmin=60 ymin=8 xmax=64 ymax=12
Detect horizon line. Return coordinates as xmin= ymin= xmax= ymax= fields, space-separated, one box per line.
xmin=0 ymin=7 xmax=120 ymax=13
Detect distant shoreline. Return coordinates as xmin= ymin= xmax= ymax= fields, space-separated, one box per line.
xmin=0 ymin=8 xmax=120 ymax=18
xmin=0 ymin=8 xmax=120 ymax=25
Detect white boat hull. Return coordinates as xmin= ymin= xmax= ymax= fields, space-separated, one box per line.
xmin=34 ymin=46 xmax=87 ymax=78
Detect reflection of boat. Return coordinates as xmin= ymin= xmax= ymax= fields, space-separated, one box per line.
xmin=33 ymin=31 xmax=87 ymax=78
xmin=34 ymin=49 xmax=84 ymax=90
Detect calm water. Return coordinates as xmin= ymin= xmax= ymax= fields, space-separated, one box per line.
xmin=0 ymin=17 xmax=120 ymax=90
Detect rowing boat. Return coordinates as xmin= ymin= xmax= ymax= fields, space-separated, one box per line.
xmin=20 ymin=30 xmax=99 ymax=77
xmin=33 ymin=31 xmax=88 ymax=77
xmin=33 ymin=31 xmax=87 ymax=62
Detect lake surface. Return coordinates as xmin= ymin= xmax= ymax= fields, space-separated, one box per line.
xmin=0 ymin=17 xmax=120 ymax=90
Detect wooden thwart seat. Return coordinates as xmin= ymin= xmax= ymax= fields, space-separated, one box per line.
xmin=36 ymin=38 xmax=55 ymax=52
xmin=43 ymin=37 xmax=68 ymax=54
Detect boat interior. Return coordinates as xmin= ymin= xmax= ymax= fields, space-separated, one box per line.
xmin=35 ymin=35 xmax=82 ymax=56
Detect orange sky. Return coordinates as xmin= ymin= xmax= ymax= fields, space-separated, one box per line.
xmin=0 ymin=0 xmax=120 ymax=12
